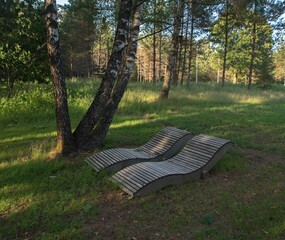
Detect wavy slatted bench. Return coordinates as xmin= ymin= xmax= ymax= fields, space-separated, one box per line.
xmin=111 ymin=134 xmax=233 ymax=197
xmin=85 ymin=127 xmax=193 ymax=173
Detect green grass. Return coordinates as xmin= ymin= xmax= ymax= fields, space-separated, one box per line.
xmin=1 ymin=79 xmax=285 ymax=239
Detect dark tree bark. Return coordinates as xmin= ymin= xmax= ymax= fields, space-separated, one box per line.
xmin=173 ymin=0 xmax=184 ymax=87
xmin=222 ymin=0 xmax=229 ymax=87
xmin=45 ymin=0 xmax=76 ymax=155
xmin=88 ymin=4 xmax=143 ymax=147
xmin=160 ymin=0 xmax=183 ymax=98
xmin=181 ymin=0 xmax=190 ymax=85
xmin=152 ymin=0 xmax=157 ymax=84
xmin=176 ymin=0 xmax=185 ymax=86
xmin=73 ymin=0 xmax=142 ymax=150
xmin=248 ymin=5 xmax=257 ymax=90
xmin=187 ymin=2 xmax=194 ymax=86
xmin=158 ymin=29 xmax=162 ymax=82
xmin=7 ymin=69 xmax=14 ymax=99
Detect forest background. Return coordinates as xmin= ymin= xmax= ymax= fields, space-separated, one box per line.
xmin=1 ymin=0 xmax=285 ymax=95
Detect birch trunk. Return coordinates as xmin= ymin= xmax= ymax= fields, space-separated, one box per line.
xmin=73 ymin=0 xmax=142 ymax=150
xmin=86 ymin=2 xmax=143 ymax=148
xmin=45 ymin=0 xmax=76 ymax=155
xmin=73 ymin=0 xmax=133 ymax=149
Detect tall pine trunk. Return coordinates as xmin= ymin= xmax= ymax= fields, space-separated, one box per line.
xmin=45 ymin=0 xmax=76 ymax=155
xmin=222 ymin=0 xmax=229 ymax=87
xmin=173 ymin=0 xmax=184 ymax=87
xmin=181 ymin=0 xmax=190 ymax=85
xmin=248 ymin=19 xmax=256 ymax=89
xmin=152 ymin=0 xmax=157 ymax=84
xmin=160 ymin=0 xmax=183 ymax=98
xmin=187 ymin=2 xmax=194 ymax=86
xmin=158 ymin=30 xmax=162 ymax=82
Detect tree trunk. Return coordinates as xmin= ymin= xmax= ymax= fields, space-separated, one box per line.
xmin=98 ymin=29 xmax=102 ymax=69
xmin=84 ymin=2 xmax=143 ymax=148
xmin=217 ymin=69 xmax=220 ymax=83
xmin=195 ymin=53 xmax=198 ymax=83
xmin=181 ymin=1 xmax=190 ymax=85
xmin=152 ymin=0 xmax=157 ymax=84
xmin=222 ymin=0 xmax=229 ymax=87
xmin=187 ymin=2 xmax=194 ymax=86
xmin=176 ymin=0 xmax=185 ymax=86
xmin=158 ymin=28 xmax=162 ymax=82
xmin=7 ymin=69 xmax=14 ymax=99
xmin=73 ymin=0 xmax=142 ymax=150
xmin=160 ymin=0 xmax=183 ymax=98
xmin=45 ymin=0 xmax=76 ymax=155
xmin=248 ymin=19 xmax=256 ymax=89
xmin=233 ymin=71 xmax=237 ymax=84
xmin=173 ymin=0 xmax=184 ymax=87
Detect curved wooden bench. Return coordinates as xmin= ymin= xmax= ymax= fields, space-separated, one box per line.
xmin=111 ymin=134 xmax=233 ymax=197
xmin=85 ymin=127 xmax=193 ymax=173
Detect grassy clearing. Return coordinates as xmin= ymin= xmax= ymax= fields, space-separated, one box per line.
xmin=0 ymin=79 xmax=285 ymax=239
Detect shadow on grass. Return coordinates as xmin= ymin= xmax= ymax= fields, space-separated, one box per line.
xmin=1 ymin=120 xmax=284 ymax=239
xmin=0 ymin=156 xmax=112 ymax=239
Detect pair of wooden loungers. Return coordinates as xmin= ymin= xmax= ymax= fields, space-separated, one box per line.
xmin=86 ymin=127 xmax=233 ymax=197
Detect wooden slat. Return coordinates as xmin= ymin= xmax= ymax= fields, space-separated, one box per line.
xmin=113 ymin=173 xmax=141 ymax=192
xmin=172 ymin=154 xmax=205 ymax=167
xmin=115 ymin=171 xmax=144 ymax=189
xmin=85 ymin=158 xmax=102 ymax=171
xmin=89 ymin=156 xmax=106 ymax=168
xmin=187 ymin=142 xmax=218 ymax=154
xmin=137 ymin=163 xmax=168 ymax=177
xmin=134 ymin=163 xmax=166 ymax=179
xmin=171 ymin=159 xmax=198 ymax=171
xmin=172 ymin=157 xmax=203 ymax=170
xmin=93 ymin=154 xmax=113 ymax=166
xmin=111 ymin=134 xmax=233 ymax=197
xmin=85 ymin=127 xmax=193 ymax=173
xmin=119 ymin=165 xmax=152 ymax=184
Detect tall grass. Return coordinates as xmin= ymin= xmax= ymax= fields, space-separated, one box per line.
xmin=1 ymin=79 xmax=284 ymax=158
xmin=1 ymin=79 xmax=285 ymax=239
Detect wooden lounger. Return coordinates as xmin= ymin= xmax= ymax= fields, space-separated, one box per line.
xmin=85 ymin=127 xmax=193 ymax=173
xmin=111 ymin=134 xmax=233 ymax=197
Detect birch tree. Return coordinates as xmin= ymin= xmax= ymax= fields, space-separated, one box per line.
xmin=45 ymin=0 xmax=76 ymax=155
xmin=45 ymin=0 xmax=143 ymax=154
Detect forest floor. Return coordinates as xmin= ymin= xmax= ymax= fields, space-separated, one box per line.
xmin=0 ymin=80 xmax=284 ymax=239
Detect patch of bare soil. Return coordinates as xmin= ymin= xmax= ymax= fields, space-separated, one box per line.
xmin=82 ymin=147 xmax=284 ymax=239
